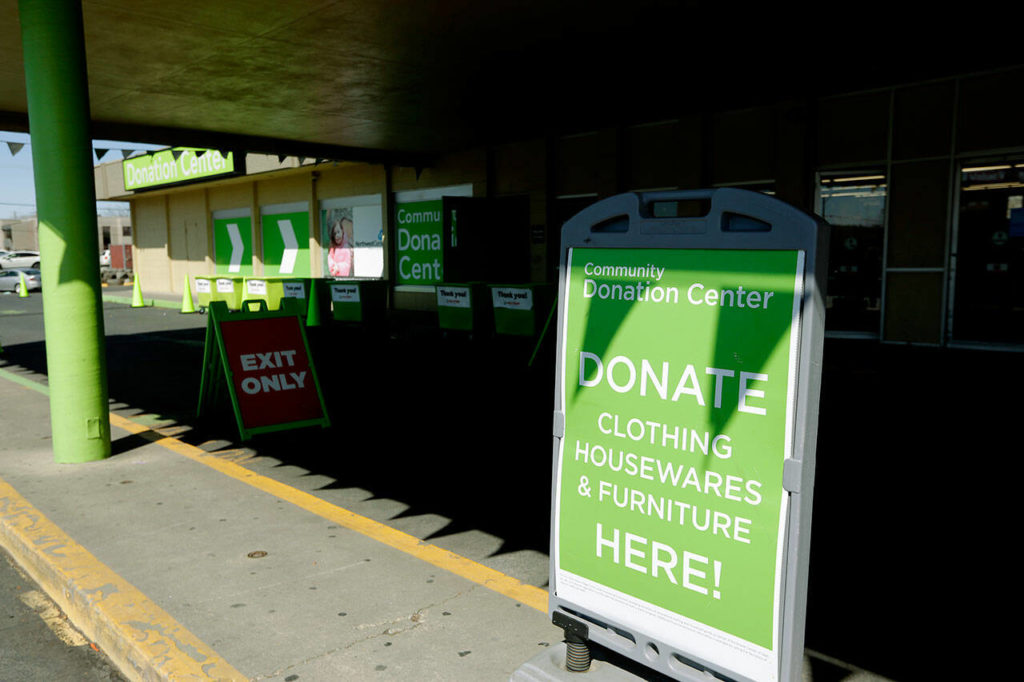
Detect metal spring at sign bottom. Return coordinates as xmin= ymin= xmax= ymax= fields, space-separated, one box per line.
xmin=565 ymin=639 xmax=591 ymax=672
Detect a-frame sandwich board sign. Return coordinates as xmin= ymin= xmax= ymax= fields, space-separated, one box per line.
xmin=549 ymin=189 xmax=827 ymax=682
xmin=198 ymin=299 xmax=329 ymax=440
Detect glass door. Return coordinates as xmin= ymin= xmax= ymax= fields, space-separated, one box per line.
xmin=816 ymin=172 xmax=887 ymax=336
xmin=952 ymin=163 xmax=1024 ymax=345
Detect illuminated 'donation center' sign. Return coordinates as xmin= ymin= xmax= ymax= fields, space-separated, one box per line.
xmin=548 ymin=190 xmax=826 ymax=682
xmin=123 ymin=148 xmax=239 ymax=190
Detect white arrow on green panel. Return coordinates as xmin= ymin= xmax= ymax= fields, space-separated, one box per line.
xmin=227 ymin=223 xmax=244 ymax=273
xmin=261 ymin=209 xmax=310 ymax=277
xmin=278 ymin=219 xmax=298 ymax=274
xmin=214 ymin=215 xmax=252 ymax=276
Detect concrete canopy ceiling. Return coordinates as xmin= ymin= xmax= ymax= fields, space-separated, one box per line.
xmin=2 ymin=1 xmax=1022 ymax=165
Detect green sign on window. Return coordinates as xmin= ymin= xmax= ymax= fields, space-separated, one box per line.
xmin=261 ymin=210 xmax=310 ymax=278
xmin=395 ymin=199 xmax=443 ymax=285
xmin=213 ymin=215 xmax=252 ymax=276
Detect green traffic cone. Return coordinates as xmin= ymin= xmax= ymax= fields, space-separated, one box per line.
xmin=131 ymin=274 xmax=145 ymax=307
xmin=18 ymin=271 xmax=29 ymax=298
xmin=180 ymin=275 xmax=196 ymax=313
xmin=306 ymin=278 xmax=321 ymax=327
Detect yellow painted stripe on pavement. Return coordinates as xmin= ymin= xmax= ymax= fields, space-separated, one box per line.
xmin=0 ymin=476 xmax=246 ymax=681
xmin=108 ymin=413 xmax=550 ymax=613
xmin=19 ymin=589 xmax=89 ymax=646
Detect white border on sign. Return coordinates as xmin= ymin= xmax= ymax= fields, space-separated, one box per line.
xmin=554 ymin=569 xmax=776 ymax=682
xmin=320 ymin=194 xmax=382 ymax=210
xmin=211 ymin=207 xmax=250 ymax=220
xmin=393 ymin=184 xmax=473 ymax=204
xmin=259 ymin=201 xmax=309 ymax=216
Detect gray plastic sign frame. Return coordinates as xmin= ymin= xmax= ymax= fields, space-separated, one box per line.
xmin=549 ymin=189 xmax=827 ymax=682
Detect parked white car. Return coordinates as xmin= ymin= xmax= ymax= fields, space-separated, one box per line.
xmin=0 ymin=250 xmax=40 ymax=269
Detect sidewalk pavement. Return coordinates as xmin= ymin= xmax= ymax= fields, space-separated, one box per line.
xmin=0 ymin=365 xmax=564 ymax=681
xmin=0 ymin=294 xmax=903 ymax=682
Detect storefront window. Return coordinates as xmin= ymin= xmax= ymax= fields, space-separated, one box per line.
xmin=321 ymin=195 xmax=384 ymax=279
xmin=715 ymin=180 xmax=775 ymax=196
xmin=953 ymin=164 xmax=1024 ymax=344
xmin=817 ymin=173 xmax=886 ymax=335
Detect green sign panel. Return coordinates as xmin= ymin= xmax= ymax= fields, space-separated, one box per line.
xmin=123 ymin=148 xmax=238 ymax=190
xmin=395 ymin=199 xmax=443 ymax=285
xmin=262 ymin=210 xmax=310 ymax=278
xmin=213 ymin=216 xmax=253 ymax=276
xmin=556 ymin=246 xmax=804 ymax=682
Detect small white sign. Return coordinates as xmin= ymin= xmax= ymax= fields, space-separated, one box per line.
xmin=436 ymin=286 xmax=471 ymax=308
xmin=195 ymin=279 xmax=211 ymax=294
xmin=492 ymin=287 xmax=533 ymax=310
xmin=283 ymin=281 xmax=306 ymax=299
xmin=216 ymin=278 xmax=235 ymax=293
xmin=331 ymin=284 xmax=361 ymax=303
xmin=246 ymin=279 xmax=267 ymax=296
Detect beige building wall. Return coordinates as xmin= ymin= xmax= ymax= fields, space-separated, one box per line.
xmin=94 ymin=161 xmax=127 ymax=199
xmin=100 ymin=216 xmax=133 ymax=248
xmin=131 ymin=194 xmax=171 ymax=293
xmin=166 ymin=191 xmax=209 ymax=294
xmin=3 ymin=216 xmax=131 ymax=254
xmin=392 ymin=149 xmax=486 ymax=195
xmin=207 ymin=183 xmax=253 ymax=214
xmin=2 ymin=219 xmax=40 ymax=250
xmin=316 ymin=163 xmax=386 ymax=199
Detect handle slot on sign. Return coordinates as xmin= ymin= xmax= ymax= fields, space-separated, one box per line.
xmin=723 ymin=212 xmax=772 ymax=232
xmin=591 ymin=215 xmax=629 ymax=233
xmin=634 ymin=196 xmax=713 ymax=235
xmin=644 ymin=198 xmax=711 ymax=219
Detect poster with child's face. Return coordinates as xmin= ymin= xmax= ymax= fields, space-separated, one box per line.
xmin=322 ymin=203 xmax=384 ymax=278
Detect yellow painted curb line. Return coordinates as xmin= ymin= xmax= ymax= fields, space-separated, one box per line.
xmin=0 ymin=476 xmax=247 ymax=681
xmin=109 ymin=413 xmax=550 ymax=614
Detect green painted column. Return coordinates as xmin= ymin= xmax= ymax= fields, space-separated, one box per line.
xmin=20 ymin=0 xmax=110 ymax=462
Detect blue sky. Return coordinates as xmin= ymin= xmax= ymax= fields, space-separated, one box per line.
xmin=0 ymin=130 xmax=164 ymax=220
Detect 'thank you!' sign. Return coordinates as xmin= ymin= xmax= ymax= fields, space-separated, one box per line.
xmin=550 ymin=190 xmax=827 ymax=682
